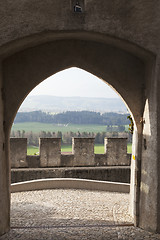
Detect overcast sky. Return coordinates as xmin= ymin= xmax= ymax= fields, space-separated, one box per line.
xmin=29 ymin=67 xmax=119 ymax=98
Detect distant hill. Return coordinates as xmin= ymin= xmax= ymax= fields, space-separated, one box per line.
xmin=14 ymin=111 xmax=130 ymax=126
xmin=19 ymin=95 xmax=128 ymax=113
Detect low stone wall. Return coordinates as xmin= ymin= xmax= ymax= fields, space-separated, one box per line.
xmin=11 ymin=166 xmax=130 ymax=184
xmin=10 ymin=137 xmax=131 ymax=168
xmin=11 ymin=179 xmax=130 ymax=193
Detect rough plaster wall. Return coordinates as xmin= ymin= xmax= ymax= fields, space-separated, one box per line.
xmin=139 ymin=59 xmax=158 ymax=232
xmin=140 ymin=100 xmax=157 ymax=231
xmin=157 ymin=57 xmax=160 ymax=233
xmin=129 ymin=59 xmax=157 ymax=229
xmin=0 ymin=63 xmax=9 ymax=236
xmin=0 ymin=1 xmax=159 ymax=54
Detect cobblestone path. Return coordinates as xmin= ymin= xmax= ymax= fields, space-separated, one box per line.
xmin=1 ymin=189 xmax=160 ymax=239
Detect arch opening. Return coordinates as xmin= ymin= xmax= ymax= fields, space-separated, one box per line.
xmin=3 ymin=38 xmax=148 ymax=132
xmin=10 ymin=66 xmax=132 ymax=171
xmin=10 ymin=66 xmax=135 ymax=233
xmin=3 ymin=36 xmax=155 ymax=233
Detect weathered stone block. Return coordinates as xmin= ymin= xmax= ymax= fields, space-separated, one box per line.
xmin=95 ymin=154 xmax=107 ymax=166
xmin=39 ymin=138 xmax=61 ymax=167
xmin=61 ymin=154 xmax=74 ymax=167
xmin=27 ymin=155 xmax=40 ymax=168
xmin=72 ymin=138 xmax=95 ymax=166
xmin=10 ymin=138 xmax=28 ymax=168
xmin=105 ymin=138 xmax=129 ymax=165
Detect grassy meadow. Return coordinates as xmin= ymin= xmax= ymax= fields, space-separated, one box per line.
xmin=12 ymin=122 xmax=107 ymax=134
xmin=127 ymin=143 xmax=132 ymax=154
xmin=12 ymin=122 xmax=132 ymax=155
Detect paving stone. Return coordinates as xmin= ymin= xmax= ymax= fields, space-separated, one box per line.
xmin=1 ymin=189 xmax=160 ymax=239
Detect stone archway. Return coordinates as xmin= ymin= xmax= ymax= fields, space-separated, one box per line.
xmin=4 ymin=38 xmax=148 ymax=128
xmin=0 ymin=0 xmax=160 ymax=236
xmin=0 ymin=32 xmax=157 ymax=235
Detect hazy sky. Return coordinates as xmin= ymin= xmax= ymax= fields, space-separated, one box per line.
xmin=29 ymin=67 xmax=119 ymax=98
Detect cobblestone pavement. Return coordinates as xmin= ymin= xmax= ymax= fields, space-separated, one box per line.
xmin=1 ymin=189 xmax=160 ymax=239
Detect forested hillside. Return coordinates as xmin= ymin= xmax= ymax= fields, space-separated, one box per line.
xmin=14 ymin=111 xmax=130 ymax=126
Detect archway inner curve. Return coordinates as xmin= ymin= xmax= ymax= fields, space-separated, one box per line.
xmin=3 ymin=38 xmax=148 ymax=132
xmin=3 ymin=35 xmax=155 ymax=232
xmin=11 ymin=66 xmax=132 ymax=158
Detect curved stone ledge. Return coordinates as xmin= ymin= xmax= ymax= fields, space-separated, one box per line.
xmin=11 ymin=178 xmax=130 ymax=193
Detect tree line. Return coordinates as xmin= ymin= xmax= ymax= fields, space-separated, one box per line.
xmin=10 ymin=130 xmax=132 ymax=146
xmin=14 ymin=111 xmax=130 ymax=126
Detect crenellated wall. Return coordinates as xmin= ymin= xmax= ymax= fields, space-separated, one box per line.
xmin=10 ymin=137 xmax=131 ymax=168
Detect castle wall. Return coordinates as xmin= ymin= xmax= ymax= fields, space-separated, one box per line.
xmin=10 ymin=137 xmax=131 ymax=168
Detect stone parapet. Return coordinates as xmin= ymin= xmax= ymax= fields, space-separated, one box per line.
xmin=10 ymin=137 xmax=131 ymax=168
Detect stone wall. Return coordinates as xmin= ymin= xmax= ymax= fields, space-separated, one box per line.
xmin=11 ymin=166 xmax=130 ymax=184
xmin=10 ymin=137 xmax=131 ymax=168
xmin=10 ymin=138 xmax=28 ymax=168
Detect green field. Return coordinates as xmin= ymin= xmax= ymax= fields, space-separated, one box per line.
xmin=27 ymin=146 xmax=39 ymax=155
xmin=127 ymin=143 xmax=132 ymax=154
xmin=13 ymin=122 xmax=132 ymax=155
xmin=27 ymin=143 xmax=132 ymax=155
xmin=12 ymin=122 xmax=107 ymax=134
